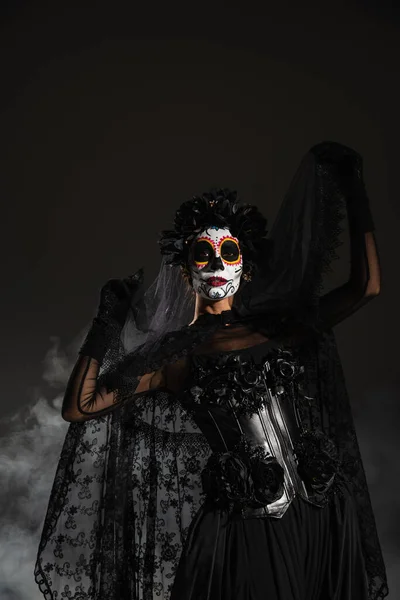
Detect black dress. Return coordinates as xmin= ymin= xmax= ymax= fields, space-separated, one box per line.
xmin=169 ymin=336 xmax=369 ymax=600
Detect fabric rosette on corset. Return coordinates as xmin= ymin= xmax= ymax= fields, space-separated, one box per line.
xmin=294 ymin=429 xmax=341 ymax=506
xmin=200 ymin=437 xmax=285 ymax=514
xmin=266 ymin=348 xmax=305 ymax=392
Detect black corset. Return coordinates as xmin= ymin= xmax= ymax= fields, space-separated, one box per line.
xmin=178 ymin=344 xmax=342 ymax=518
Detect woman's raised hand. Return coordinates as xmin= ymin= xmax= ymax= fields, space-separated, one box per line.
xmin=78 ymin=269 xmax=144 ymax=363
xmin=97 ymin=270 xmax=144 ymax=327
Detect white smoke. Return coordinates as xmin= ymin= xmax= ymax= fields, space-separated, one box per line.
xmin=0 ymin=338 xmax=70 ymax=600
xmin=42 ymin=336 xmax=72 ymax=387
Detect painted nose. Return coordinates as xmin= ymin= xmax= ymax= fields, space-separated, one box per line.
xmin=210 ymin=255 xmax=224 ymax=271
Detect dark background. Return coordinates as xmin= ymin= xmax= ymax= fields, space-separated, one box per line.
xmin=0 ymin=0 xmax=399 ymax=597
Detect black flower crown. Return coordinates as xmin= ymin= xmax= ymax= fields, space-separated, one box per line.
xmin=158 ymin=188 xmax=270 ymax=270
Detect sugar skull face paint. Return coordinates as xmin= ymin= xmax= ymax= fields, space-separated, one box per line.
xmin=189 ymin=226 xmax=243 ymax=300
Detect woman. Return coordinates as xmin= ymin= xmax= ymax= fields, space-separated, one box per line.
xmin=34 ymin=141 xmax=388 ymax=600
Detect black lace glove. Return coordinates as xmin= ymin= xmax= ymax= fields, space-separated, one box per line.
xmin=312 ymin=141 xmax=375 ymax=233
xmin=79 ymin=269 xmax=144 ymax=364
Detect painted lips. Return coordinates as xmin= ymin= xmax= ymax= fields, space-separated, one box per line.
xmin=206 ymin=276 xmax=228 ymax=287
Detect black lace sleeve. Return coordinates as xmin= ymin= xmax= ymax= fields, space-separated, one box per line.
xmin=61 ymin=355 xmax=127 ymax=422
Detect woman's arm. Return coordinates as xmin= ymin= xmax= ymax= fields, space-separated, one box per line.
xmin=314 ymin=144 xmax=381 ymax=330
xmin=61 ymin=356 xmax=118 ymax=422
xmin=61 ymin=356 xmax=165 ymax=422
xmin=61 ymin=273 xmax=144 ymax=422
xmin=61 ymin=351 xmax=185 ymax=423
xmin=318 ymin=229 xmax=380 ymax=329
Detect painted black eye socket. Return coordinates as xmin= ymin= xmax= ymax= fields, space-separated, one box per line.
xmin=193 ymin=240 xmax=213 ymax=263
xmin=220 ymin=239 xmax=240 ymax=262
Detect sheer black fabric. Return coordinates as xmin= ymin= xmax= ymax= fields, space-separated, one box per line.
xmin=35 ymin=142 xmax=387 ymax=599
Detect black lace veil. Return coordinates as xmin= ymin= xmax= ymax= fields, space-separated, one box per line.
xmin=239 ymin=147 xmax=344 ymax=323
xmin=119 ymin=256 xmax=196 ymax=357
xmin=93 ymin=147 xmax=345 ymax=383
xmin=95 ymin=148 xmax=344 ymax=387
xmin=34 ymin=143 xmax=388 ymax=600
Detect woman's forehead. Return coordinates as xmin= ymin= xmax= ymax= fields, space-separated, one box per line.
xmin=194 ymin=226 xmax=239 ymax=244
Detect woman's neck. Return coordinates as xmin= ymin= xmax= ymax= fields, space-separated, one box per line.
xmin=191 ymin=294 xmax=234 ymax=324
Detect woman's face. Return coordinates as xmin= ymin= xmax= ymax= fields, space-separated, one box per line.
xmin=189 ymin=226 xmax=243 ymax=300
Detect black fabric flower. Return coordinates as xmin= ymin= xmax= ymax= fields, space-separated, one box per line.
xmin=250 ymin=457 xmax=285 ymax=506
xmin=267 ymin=349 xmax=304 ymax=388
xmin=158 ymin=188 xmax=270 ymax=269
xmin=201 ymin=451 xmax=254 ymax=506
xmin=233 ymin=365 xmax=263 ymax=392
xmin=230 ymin=364 xmax=268 ymax=416
xmin=201 ymin=439 xmax=286 ymax=510
xmin=295 ymin=430 xmax=340 ymax=494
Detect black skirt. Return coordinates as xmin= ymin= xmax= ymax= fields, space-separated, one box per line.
xmin=170 ymin=481 xmax=369 ymax=600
